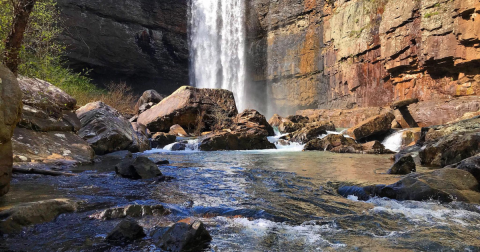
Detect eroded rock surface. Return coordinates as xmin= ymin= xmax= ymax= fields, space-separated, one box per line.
xmin=77 ymin=102 xmax=137 ymax=155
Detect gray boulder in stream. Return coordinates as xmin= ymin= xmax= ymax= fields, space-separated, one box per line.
xmin=115 ymin=156 xmax=162 ymax=179
xmin=388 ymin=155 xmax=416 ymax=175
xmin=106 ymin=218 xmax=146 ymax=244
xmin=339 ymin=168 xmax=480 ymax=203
xmin=76 ymin=102 xmax=137 ymax=155
xmin=154 ymin=218 xmax=212 ymax=252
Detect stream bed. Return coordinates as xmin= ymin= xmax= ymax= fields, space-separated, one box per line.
xmin=1 ymin=149 xmax=480 ymax=251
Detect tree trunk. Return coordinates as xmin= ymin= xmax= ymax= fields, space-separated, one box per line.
xmin=3 ymin=0 xmax=37 ymax=76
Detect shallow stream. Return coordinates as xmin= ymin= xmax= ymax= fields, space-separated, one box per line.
xmin=1 ymin=148 xmax=480 ymax=251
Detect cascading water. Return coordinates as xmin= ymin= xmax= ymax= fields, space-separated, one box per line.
xmin=189 ymin=0 xmax=247 ymax=111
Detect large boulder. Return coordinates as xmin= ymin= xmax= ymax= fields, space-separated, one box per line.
xmin=419 ymin=117 xmax=480 ymax=167
xmin=115 ymin=156 xmax=162 ymax=179
xmin=340 ymin=169 xmax=480 ymax=204
xmin=0 ymin=199 xmax=76 ymax=234
xmin=0 ymin=65 xmax=23 ymax=196
xmin=17 ymin=77 xmax=76 ymax=116
xmin=346 ymin=112 xmax=395 ymax=141
xmin=76 ymin=102 xmax=137 ymax=155
xmin=199 ymin=131 xmax=276 ymax=151
xmin=12 ymin=128 xmax=95 ymax=164
xmin=134 ymin=89 xmax=164 ymax=114
xmin=446 ymin=154 xmax=480 ymax=183
xmin=106 ymin=219 xmax=146 ymax=244
xmin=137 ymin=86 xmax=237 ymax=133
xmin=154 ymin=218 xmax=212 ymax=252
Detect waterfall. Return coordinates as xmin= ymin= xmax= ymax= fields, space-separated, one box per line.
xmin=189 ymin=0 xmax=247 ymax=111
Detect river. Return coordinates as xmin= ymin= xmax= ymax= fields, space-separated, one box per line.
xmin=1 ymin=149 xmax=480 ymax=251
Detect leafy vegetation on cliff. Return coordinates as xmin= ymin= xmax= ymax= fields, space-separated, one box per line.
xmin=0 ymin=0 xmax=136 ymax=113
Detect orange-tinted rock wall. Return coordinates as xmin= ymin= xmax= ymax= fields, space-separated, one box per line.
xmin=246 ymin=0 xmax=480 ymax=116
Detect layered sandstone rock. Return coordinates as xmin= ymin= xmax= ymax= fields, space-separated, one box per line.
xmin=346 ymin=112 xmax=395 ymax=141
xmin=138 ymin=86 xmax=238 ymax=133
xmin=56 ymin=0 xmax=189 ymax=94
xmin=247 ymin=0 xmax=480 ymax=115
xmin=0 ymin=66 xmax=22 ymax=196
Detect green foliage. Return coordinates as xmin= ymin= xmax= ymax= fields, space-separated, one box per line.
xmin=424 ymin=12 xmax=439 ymax=18
xmin=0 ymin=0 xmax=102 ymax=105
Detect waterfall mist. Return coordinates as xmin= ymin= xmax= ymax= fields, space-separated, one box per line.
xmin=189 ymin=0 xmax=247 ymax=111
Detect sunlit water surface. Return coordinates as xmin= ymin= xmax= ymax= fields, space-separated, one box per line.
xmin=1 ymin=150 xmax=480 ymax=251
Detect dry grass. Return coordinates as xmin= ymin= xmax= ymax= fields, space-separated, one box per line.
xmin=73 ymin=82 xmax=138 ymax=115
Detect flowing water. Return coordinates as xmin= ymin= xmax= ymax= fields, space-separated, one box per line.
xmin=189 ymin=0 xmax=247 ymax=110
xmin=2 ymin=147 xmax=480 ymax=251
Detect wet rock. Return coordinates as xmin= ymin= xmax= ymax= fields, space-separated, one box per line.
xmin=115 ymin=156 xmax=162 ymax=179
xmin=346 ymin=112 xmax=396 ymax=141
xmin=155 ymin=218 xmax=212 ymax=252
xmin=135 ymin=90 xmax=165 ymax=114
xmin=170 ymin=141 xmax=188 ymax=151
xmin=90 ymin=204 xmax=170 ymax=220
xmin=76 ymin=102 xmax=137 ymax=155
xmin=378 ymin=168 xmax=480 ymax=203
xmin=95 ymin=151 xmax=133 ymax=162
xmin=388 ymin=155 xmax=416 ymax=175
xmin=0 ymin=199 xmax=76 ymax=234
xmin=169 ymin=124 xmax=188 ymax=137
xmin=155 ymin=160 xmax=170 ymax=165
xmin=12 ymin=128 xmax=95 ymax=164
xmin=151 ymin=132 xmax=177 ymax=148
xmin=446 ymin=154 xmax=480 ymax=183
xmin=232 ymin=109 xmax=275 ymax=137
xmin=288 ymin=121 xmax=336 ymax=144
xmin=199 ymin=131 xmax=275 ymax=151
xmin=106 ymin=219 xmax=146 ymax=243
xmin=419 ymin=117 xmax=480 ymax=167
xmin=137 ymin=86 xmax=237 ymax=133
xmin=0 ymin=65 xmax=23 ymax=196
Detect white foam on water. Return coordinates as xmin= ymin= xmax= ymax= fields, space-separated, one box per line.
xmin=144 ymin=139 xmax=200 ymax=154
xmin=366 ymin=197 xmax=480 ymax=226
xmin=382 ymin=129 xmax=407 ymax=153
xmin=214 ymin=217 xmax=346 ymax=249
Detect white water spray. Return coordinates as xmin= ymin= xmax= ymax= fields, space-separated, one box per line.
xmin=189 ymin=0 xmax=247 ymax=110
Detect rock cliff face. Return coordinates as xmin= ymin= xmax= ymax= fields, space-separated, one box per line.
xmin=247 ymin=0 xmax=480 ymax=115
xmin=57 ymin=0 xmax=189 ymax=94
